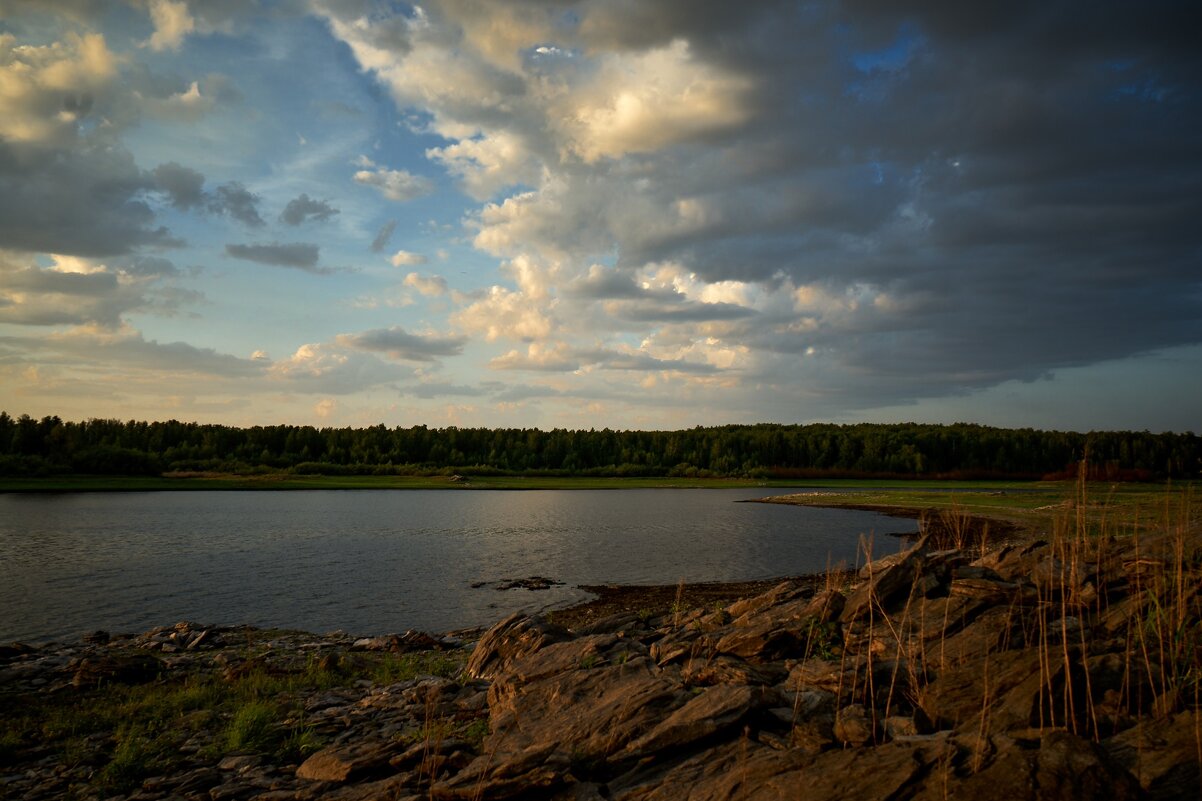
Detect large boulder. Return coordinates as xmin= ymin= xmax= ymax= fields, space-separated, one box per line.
xmin=465 ymin=613 xmax=570 ymax=680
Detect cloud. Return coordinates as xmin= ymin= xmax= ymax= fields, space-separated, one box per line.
xmin=210 ymin=182 xmax=264 ymax=227
xmin=562 ymin=39 xmax=752 ymax=162
xmin=317 ymin=0 xmax=1202 ymax=420
xmin=403 ymin=272 xmax=447 ymax=296
xmin=0 ymin=252 xmax=199 ymax=328
xmin=427 ymin=129 xmax=539 ymax=200
xmin=0 ymin=31 xmax=188 ymax=258
xmin=489 ymin=343 xmax=720 ymax=374
xmin=334 ymin=325 xmax=466 ymax=362
xmin=280 ymin=194 xmax=340 ymax=226
xmin=313 ymin=398 xmax=336 ymax=419
xmin=267 ymin=342 xmax=414 ymax=394
xmin=353 ymin=157 xmax=434 ymax=201
xmin=452 ymin=286 xmax=555 ymax=343
xmin=0 ymin=31 xmax=119 ymax=147
xmin=153 ymin=162 xmax=207 ymax=210
xmin=390 ymin=250 xmax=428 ymax=267
xmin=225 ymin=243 xmax=325 ymax=272
xmin=403 ymin=381 xmax=489 ymax=399
xmin=152 ymin=164 xmax=266 ymax=226
xmin=370 ymin=220 xmax=398 ymax=252
xmin=1 ymin=326 xmax=266 ymax=378
xmin=145 ymin=0 xmax=195 ymax=52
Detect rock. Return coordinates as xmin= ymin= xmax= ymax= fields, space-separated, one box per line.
xmin=496 ymin=576 xmax=564 ymax=591
xmin=70 ymin=652 xmax=162 ymax=688
xmin=1104 ymin=711 xmax=1201 ymax=800
xmin=833 ymin=704 xmax=876 ymax=747
xmin=841 ymin=536 xmax=932 ymax=622
xmin=681 ymin=654 xmax=782 ymax=686
xmin=465 ymin=614 xmax=570 ymax=680
xmin=434 ymin=741 xmax=570 ymax=799
xmin=943 ymin=731 xmax=1144 ymax=801
xmin=725 ymin=581 xmax=809 ymax=620
xmin=296 ymin=742 xmax=398 ymax=783
xmin=714 ymin=619 xmax=807 ymax=663
xmin=486 ymin=656 xmax=685 ymax=763
xmin=882 ymin=715 xmax=920 ymax=739
xmin=352 ymin=635 xmax=400 ymax=651
xmin=219 ymin=754 xmax=263 ymax=772
xmin=611 ymin=735 xmax=950 ymax=801
xmin=626 ymin=684 xmax=772 ymax=756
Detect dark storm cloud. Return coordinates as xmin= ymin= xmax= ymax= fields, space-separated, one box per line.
xmin=0 ymin=142 xmax=180 ymax=257
xmin=225 ymin=242 xmax=325 ymax=272
xmin=280 ymin=194 xmax=340 ymax=226
xmin=572 ymin=0 xmax=1202 ymax=390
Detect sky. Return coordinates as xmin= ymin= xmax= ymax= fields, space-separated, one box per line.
xmin=0 ymin=0 xmax=1199 ymax=433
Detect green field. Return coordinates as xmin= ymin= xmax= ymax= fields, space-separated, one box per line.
xmin=761 ymin=479 xmax=1199 ymax=539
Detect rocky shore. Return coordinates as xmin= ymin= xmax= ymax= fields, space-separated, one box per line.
xmin=3 ymin=525 xmax=1199 ymax=800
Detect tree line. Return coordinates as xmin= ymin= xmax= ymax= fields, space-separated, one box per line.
xmin=0 ymin=412 xmax=1197 ymax=480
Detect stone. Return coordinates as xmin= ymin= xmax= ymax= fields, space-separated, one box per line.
xmin=833 ymin=704 xmax=876 ymax=747
xmin=296 ymin=742 xmax=398 ymax=783
xmin=486 ymin=656 xmax=685 ymax=763
xmin=626 ymin=685 xmax=770 ymax=756
xmin=70 ymin=652 xmax=163 ymax=688
xmin=937 ymin=731 xmax=1144 ymax=801
xmin=680 ymin=654 xmax=782 ymax=686
xmin=725 ymin=581 xmax=809 ymax=620
xmin=218 ymin=754 xmax=263 ymax=772
xmin=464 ymin=614 xmax=570 ymax=680
xmin=841 ymin=536 xmax=931 ymax=622
xmin=1104 ymin=711 xmax=1201 ymax=800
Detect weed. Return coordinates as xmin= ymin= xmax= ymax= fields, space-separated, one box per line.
xmin=460 ymin=718 xmax=490 ymax=748
xmin=96 ymin=725 xmax=161 ymax=795
xmin=221 ymin=701 xmax=279 ymax=753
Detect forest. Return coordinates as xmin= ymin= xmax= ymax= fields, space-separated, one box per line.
xmin=0 ymin=412 xmax=1197 ymax=480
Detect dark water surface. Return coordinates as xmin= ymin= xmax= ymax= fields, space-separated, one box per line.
xmin=0 ymin=489 xmax=916 ymax=643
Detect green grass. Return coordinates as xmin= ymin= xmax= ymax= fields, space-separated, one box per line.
xmin=1 ymin=649 xmax=467 ymax=798
xmin=765 ymin=480 xmax=1200 ymax=538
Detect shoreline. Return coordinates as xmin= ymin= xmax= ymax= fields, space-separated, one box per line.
xmin=3 ymin=500 xmax=1198 ymax=801
xmin=0 ymin=498 xmax=1022 ymax=648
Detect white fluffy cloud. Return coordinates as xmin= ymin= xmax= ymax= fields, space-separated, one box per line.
xmin=353 ymin=157 xmax=434 ymax=201
xmin=451 ymin=286 xmax=554 ymax=343
xmin=559 ymin=39 xmax=751 ymax=162
xmin=0 ymin=32 xmax=120 ymax=146
xmin=145 ymin=0 xmax=195 ymax=52
xmin=390 ymin=250 xmax=428 ymax=267
xmin=403 ymin=272 xmax=447 ymax=296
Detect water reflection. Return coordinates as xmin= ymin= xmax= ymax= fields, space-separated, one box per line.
xmin=0 ymin=489 xmax=916 ymax=642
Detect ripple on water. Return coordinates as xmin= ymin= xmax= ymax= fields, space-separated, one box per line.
xmin=0 ymin=488 xmax=915 ymax=642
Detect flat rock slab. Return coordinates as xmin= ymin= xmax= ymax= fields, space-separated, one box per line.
xmin=296 ymin=741 xmax=400 ymax=782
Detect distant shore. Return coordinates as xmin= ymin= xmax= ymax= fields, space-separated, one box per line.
xmin=0 ymin=472 xmax=1056 ymax=493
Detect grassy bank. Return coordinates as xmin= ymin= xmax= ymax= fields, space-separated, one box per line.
xmin=0 ymin=639 xmax=469 ymax=798
xmin=760 ymin=478 xmax=1199 ymax=542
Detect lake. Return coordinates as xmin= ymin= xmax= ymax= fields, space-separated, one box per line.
xmin=0 ymin=489 xmax=917 ymax=643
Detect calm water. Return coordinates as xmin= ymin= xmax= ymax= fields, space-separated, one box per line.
xmin=0 ymin=489 xmax=916 ymax=643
